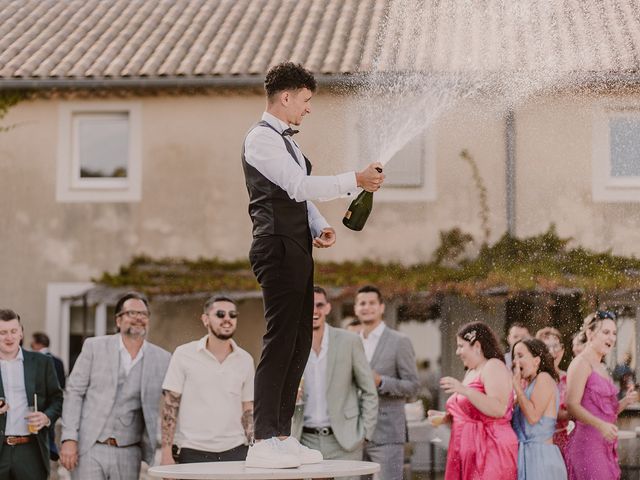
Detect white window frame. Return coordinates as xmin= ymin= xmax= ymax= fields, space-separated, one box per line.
xmin=46 ymin=282 xmax=95 ymax=371
xmin=592 ymin=101 xmax=640 ymax=202
xmin=375 ymin=129 xmax=437 ymax=202
xmin=57 ymin=101 xmax=142 ymax=202
xmin=346 ymin=115 xmax=437 ymax=202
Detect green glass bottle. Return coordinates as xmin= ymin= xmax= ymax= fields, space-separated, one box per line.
xmin=342 ymin=167 xmax=382 ymax=231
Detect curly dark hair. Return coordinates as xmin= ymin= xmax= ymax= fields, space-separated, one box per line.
xmin=457 ymin=321 xmax=504 ymax=362
xmin=264 ymin=62 xmax=317 ymax=98
xmin=512 ymin=338 xmax=560 ymax=382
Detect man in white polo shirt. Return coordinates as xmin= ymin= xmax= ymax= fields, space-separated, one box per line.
xmin=160 ymin=296 xmax=255 ymax=464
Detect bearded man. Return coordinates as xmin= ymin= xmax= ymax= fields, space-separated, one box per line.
xmin=60 ymin=292 xmax=170 ymax=480
xmin=160 ymin=296 xmax=255 ymax=465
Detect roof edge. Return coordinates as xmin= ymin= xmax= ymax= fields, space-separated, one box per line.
xmin=0 ymin=74 xmax=358 ymax=90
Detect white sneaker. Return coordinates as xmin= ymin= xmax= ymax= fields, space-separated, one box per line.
xmin=280 ymin=436 xmax=323 ymax=464
xmin=245 ymin=438 xmax=302 ymax=469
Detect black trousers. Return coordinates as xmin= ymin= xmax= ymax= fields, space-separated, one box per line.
xmin=174 ymin=444 xmax=248 ymax=463
xmin=250 ymin=236 xmax=314 ymax=439
xmin=0 ymin=441 xmax=47 ymax=480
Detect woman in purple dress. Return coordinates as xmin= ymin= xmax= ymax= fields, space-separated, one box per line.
xmin=565 ymin=311 xmax=638 ymax=480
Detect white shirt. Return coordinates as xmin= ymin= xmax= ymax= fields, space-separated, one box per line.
xmin=360 ymin=322 xmax=386 ymax=363
xmin=1 ymin=348 xmax=29 ymax=435
xmin=302 ymin=326 xmax=330 ymax=428
xmin=162 ymin=336 xmax=255 ymax=452
xmin=244 ymin=112 xmax=359 ymax=237
xmin=118 ymin=336 xmax=146 ymax=376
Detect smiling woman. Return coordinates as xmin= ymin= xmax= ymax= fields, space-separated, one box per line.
xmin=565 ymin=312 xmax=639 ymax=480
xmin=511 ymin=339 xmax=567 ymax=479
xmin=436 ymin=321 xmax=518 ymax=480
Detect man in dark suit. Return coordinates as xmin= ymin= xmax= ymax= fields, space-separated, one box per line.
xmin=31 ymin=331 xmax=65 ymax=461
xmin=355 ymin=285 xmax=419 ymax=480
xmin=0 ymin=309 xmax=63 ymax=479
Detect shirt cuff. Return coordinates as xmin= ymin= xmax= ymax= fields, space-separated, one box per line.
xmin=337 ymin=171 xmax=358 ymax=196
xmin=309 ymin=217 xmax=331 ymax=238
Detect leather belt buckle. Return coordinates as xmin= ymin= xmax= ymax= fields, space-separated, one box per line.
xmin=5 ymin=436 xmax=30 ymax=446
xmin=98 ymin=438 xmax=119 ymax=447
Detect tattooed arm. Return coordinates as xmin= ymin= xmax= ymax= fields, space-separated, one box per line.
xmin=241 ymin=401 xmax=254 ymax=444
xmin=161 ymin=390 xmax=182 ymax=465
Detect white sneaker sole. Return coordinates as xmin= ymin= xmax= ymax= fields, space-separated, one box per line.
xmin=245 ymin=457 xmax=302 ymax=469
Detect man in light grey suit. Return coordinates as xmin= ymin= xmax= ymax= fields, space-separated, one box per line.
xmin=59 ymin=292 xmax=171 ymax=479
xmin=292 ymin=286 xmax=377 ymax=466
xmin=356 ymin=285 xmax=419 ymax=480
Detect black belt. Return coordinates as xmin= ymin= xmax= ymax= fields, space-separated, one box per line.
xmin=303 ymin=426 xmax=333 ymax=436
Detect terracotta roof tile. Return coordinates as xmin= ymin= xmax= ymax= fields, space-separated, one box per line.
xmin=0 ymin=0 xmax=639 ymax=84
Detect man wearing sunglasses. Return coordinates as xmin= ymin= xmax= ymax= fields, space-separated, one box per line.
xmin=60 ymin=292 xmax=171 ymax=480
xmin=160 ymin=296 xmax=255 ymax=466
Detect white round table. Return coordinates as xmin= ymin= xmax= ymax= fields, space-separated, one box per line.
xmin=148 ymin=460 xmax=380 ymax=479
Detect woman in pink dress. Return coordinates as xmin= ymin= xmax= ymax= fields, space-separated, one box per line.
xmin=536 ymin=327 xmax=569 ymax=457
xmin=565 ymin=311 xmax=639 ymax=480
xmin=429 ymin=321 xmax=518 ymax=480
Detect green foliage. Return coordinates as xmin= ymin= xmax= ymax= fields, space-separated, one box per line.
xmin=432 ymin=228 xmax=474 ymax=266
xmin=0 ymin=91 xmax=27 ymax=132
xmin=96 ymin=226 xmax=640 ymax=297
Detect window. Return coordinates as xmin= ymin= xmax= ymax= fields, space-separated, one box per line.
xmin=57 ymin=102 xmax=141 ymax=202
xmin=45 ymin=282 xmax=94 ymax=373
xmin=592 ymin=103 xmax=640 ymax=202
xmin=373 ymin=131 xmax=436 ymax=202
xmin=348 ymin=105 xmax=437 ymax=201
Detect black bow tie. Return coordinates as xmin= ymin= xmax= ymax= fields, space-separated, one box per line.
xmin=282 ymin=128 xmax=299 ymax=137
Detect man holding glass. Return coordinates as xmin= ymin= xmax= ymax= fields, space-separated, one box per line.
xmin=0 ymin=308 xmax=63 ymax=480
xmin=59 ymin=292 xmax=170 ymax=479
xmin=160 ymin=296 xmax=255 ymax=465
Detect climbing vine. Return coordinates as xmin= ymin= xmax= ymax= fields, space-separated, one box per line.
xmin=0 ymin=91 xmax=27 ymax=132
xmin=460 ymin=149 xmax=491 ymax=245
xmin=96 ymin=225 xmax=640 ymax=298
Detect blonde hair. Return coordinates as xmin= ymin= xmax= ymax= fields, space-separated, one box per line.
xmin=578 ymin=311 xmax=616 ymax=343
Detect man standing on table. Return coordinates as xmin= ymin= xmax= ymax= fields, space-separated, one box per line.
xmin=242 ymin=62 xmax=384 ymax=469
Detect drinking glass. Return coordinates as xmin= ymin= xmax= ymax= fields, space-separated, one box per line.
xmin=427 ymin=410 xmax=446 ymax=443
xmin=27 ymin=406 xmax=38 ymax=434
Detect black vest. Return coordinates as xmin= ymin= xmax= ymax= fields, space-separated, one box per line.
xmin=242 ymin=120 xmax=312 ymax=251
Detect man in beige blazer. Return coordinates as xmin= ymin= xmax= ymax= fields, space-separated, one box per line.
xmin=293 ymin=286 xmax=378 ymax=464
xmin=60 ymin=292 xmax=170 ymax=480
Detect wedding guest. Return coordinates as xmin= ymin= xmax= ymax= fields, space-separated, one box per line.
xmin=429 ymin=321 xmax=517 ymax=480
xmin=571 ymin=331 xmax=586 ymax=357
xmin=512 ymin=338 xmax=567 ymax=479
xmin=505 ymin=322 xmax=531 ymax=370
xmin=535 ymin=327 xmax=569 ymax=456
xmin=565 ymin=311 xmax=638 ymax=480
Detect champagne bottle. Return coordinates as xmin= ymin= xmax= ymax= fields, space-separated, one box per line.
xmin=342 ymin=167 xmax=382 ymax=231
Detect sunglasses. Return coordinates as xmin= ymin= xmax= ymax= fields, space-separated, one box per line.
xmin=211 ymin=310 xmax=238 ymax=319
xmin=595 ymin=310 xmax=616 ymax=320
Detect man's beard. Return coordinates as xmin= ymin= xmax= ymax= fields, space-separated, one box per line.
xmin=209 ymin=325 xmax=234 ymax=340
xmin=123 ymin=325 xmax=147 ymax=339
